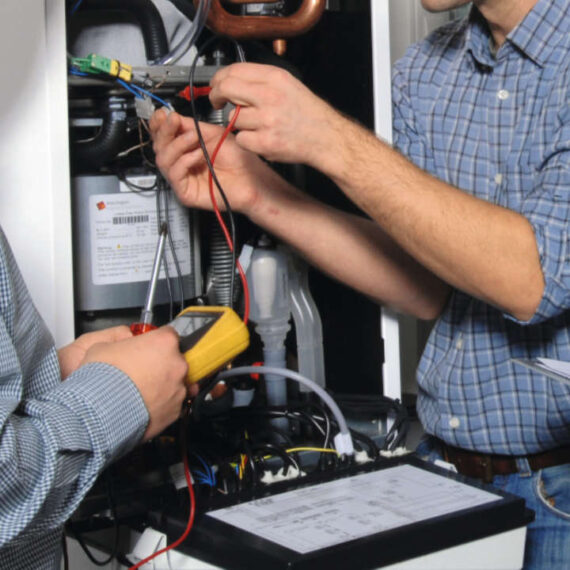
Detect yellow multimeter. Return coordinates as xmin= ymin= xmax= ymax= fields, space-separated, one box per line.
xmin=169 ymin=306 xmax=250 ymax=385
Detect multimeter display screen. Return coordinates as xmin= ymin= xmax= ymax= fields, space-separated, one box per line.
xmin=171 ymin=311 xmax=222 ymax=353
xmin=172 ymin=312 xmax=219 ymax=337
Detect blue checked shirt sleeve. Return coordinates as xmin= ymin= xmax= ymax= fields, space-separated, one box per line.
xmin=0 ymin=359 xmax=149 ymax=549
xmin=392 ymin=45 xmax=435 ymax=172
xmin=511 ymin=96 xmax=570 ymax=325
xmin=0 ymin=229 xmax=149 ymax=549
xmin=392 ymin=60 xmax=435 ymax=173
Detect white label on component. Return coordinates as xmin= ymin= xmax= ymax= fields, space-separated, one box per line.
xmin=208 ymin=464 xmax=500 ymax=554
xmin=89 ymin=189 xmax=191 ymax=285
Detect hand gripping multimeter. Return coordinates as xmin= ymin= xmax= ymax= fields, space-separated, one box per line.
xmin=169 ymin=306 xmax=250 ymax=385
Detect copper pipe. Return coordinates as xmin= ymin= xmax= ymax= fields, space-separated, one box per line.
xmin=273 ymin=39 xmax=287 ymax=56
xmin=194 ymin=0 xmax=326 ymax=40
xmin=225 ymin=0 xmax=280 ymax=3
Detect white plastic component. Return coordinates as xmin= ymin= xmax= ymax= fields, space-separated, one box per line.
xmin=288 ymin=252 xmax=326 ymax=391
xmin=379 ymin=447 xmax=412 ymax=458
xmin=247 ymin=243 xmax=291 ymax=348
xmin=354 ymin=450 xmax=374 ymax=464
xmin=232 ymin=387 xmax=255 ymax=408
xmin=168 ymin=462 xmax=189 ymax=490
xmin=134 ymin=95 xmax=155 ymax=120
xmin=260 ymin=466 xmax=306 ymax=485
xmin=129 ymin=528 xmax=167 ymax=566
xmin=247 ymin=242 xmax=291 ymax=427
xmin=434 ymin=459 xmax=459 ymax=473
xmin=238 ymin=243 xmax=254 ymax=275
xmin=333 ymin=432 xmax=355 ymax=457
xmin=129 ymin=527 xmax=221 ymax=569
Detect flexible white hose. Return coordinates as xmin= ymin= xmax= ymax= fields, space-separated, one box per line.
xmin=156 ymin=0 xmax=212 ymax=65
xmin=217 ymin=366 xmax=355 ymax=455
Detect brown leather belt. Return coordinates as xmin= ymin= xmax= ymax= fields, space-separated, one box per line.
xmin=440 ymin=442 xmax=570 ymax=483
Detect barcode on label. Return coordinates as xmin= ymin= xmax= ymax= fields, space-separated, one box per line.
xmin=112 ymin=215 xmax=150 ymax=225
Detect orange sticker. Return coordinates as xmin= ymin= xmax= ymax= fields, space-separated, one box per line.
xmin=96 ymin=201 xmax=106 ymax=210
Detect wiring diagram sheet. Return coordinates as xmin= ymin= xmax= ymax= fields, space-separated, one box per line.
xmin=208 ymin=464 xmax=500 ymax=554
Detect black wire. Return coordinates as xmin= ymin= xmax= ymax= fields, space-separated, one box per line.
xmin=241 ymin=437 xmax=259 ymax=486
xmin=155 ymin=186 xmax=175 ymax=319
xmin=117 ymin=172 xmax=158 ymax=193
xmin=292 ymin=409 xmax=326 ymax=441
xmin=66 ymin=471 xmax=119 ymax=566
xmin=332 ymin=392 xmax=410 ymax=451
xmin=159 ymin=175 xmax=185 ymax=314
xmin=188 ymin=35 xmax=245 ymax=311
xmin=249 ymin=425 xmax=295 ymax=448
xmin=249 ymin=443 xmax=298 ymax=474
xmin=189 ymin=373 xmax=224 ymax=422
xmin=308 ymin=402 xmax=332 ymax=449
xmin=61 ymin=533 xmax=69 ymax=570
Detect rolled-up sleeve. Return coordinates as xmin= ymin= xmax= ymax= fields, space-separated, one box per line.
xmin=508 ymin=109 xmax=570 ymax=325
xmin=392 ymin=63 xmax=435 ymax=173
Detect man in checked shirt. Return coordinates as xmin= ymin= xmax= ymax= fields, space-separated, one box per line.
xmin=0 ymin=233 xmax=191 ymax=569
xmin=151 ymin=0 xmax=569 ymax=567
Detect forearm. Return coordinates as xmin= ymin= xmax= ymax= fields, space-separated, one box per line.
xmin=0 ymin=364 xmax=147 ymax=545
xmin=248 ymin=168 xmax=449 ymax=319
xmin=314 ymin=113 xmax=544 ymax=321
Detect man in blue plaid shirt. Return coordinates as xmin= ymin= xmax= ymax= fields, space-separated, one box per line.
xmin=152 ymin=0 xmax=569 ymax=567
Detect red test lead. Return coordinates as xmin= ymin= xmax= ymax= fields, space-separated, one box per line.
xmin=177 ymin=85 xmax=212 ymax=101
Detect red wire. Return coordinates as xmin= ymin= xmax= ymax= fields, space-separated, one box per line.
xmin=208 ymin=105 xmax=250 ymax=325
xmin=128 ymin=109 xmax=249 ymax=569
xmin=129 ymin=451 xmax=196 ymax=569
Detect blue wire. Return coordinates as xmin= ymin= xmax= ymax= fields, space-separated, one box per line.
xmin=69 ymin=67 xmax=89 ymax=77
xmin=117 ymin=79 xmax=172 ymax=109
xmin=71 ymin=0 xmax=84 ymax=14
xmin=71 ymin=69 xmax=171 ymax=113
xmin=194 ymin=454 xmax=216 ymax=485
xmin=192 ymin=470 xmax=214 ymax=486
xmin=135 ymin=86 xmax=172 ymax=110
xmin=116 ymin=78 xmax=144 ymax=99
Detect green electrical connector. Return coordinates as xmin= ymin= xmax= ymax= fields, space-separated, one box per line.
xmin=70 ymin=54 xmax=132 ymax=81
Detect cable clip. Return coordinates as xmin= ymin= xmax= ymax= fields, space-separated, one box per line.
xmin=334 ymin=432 xmax=355 ymax=457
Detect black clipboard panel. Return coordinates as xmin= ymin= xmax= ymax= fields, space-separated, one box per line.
xmin=153 ymin=456 xmax=533 ymax=570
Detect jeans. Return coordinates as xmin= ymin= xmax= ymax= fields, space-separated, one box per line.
xmin=415 ymin=437 xmax=570 ymax=570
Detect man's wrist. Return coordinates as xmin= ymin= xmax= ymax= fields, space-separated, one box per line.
xmin=308 ymin=108 xmax=368 ymax=183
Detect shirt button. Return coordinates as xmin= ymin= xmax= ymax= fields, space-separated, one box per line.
xmin=449 ymin=417 xmax=461 ymax=429
xmin=494 ymin=173 xmax=503 ymax=184
xmin=497 ymin=89 xmax=510 ymax=100
xmin=456 ymin=334 xmax=464 ymax=350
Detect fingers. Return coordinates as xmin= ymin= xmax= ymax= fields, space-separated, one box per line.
xmin=210 ymin=62 xmax=286 ymax=110
xmin=154 ymin=128 xmax=199 ymax=173
xmin=166 ymin=148 xmax=207 ymax=191
xmin=210 ymin=74 xmax=261 ymax=110
xmin=148 ymin=107 xmax=171 ymax=137
xmin=187 ymin=383 xmax=200 ymax=398
xmin=212 ymin=62 xmax=274 ymax=84
xmin=228 ymin=105 xmax=262 ymax=132
xmin=103 ymin=325 xmax=133 ymax=342
xmin=150 ymin=110 xmax=183 ymax=154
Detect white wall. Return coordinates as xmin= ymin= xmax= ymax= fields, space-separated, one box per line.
xmin=0 ymin=0 xmax=74 ymax=346
xmin=389 ymin=0 xmax=470 ymax=64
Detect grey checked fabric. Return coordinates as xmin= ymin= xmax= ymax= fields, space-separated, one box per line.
xmin=392 ymin=0 xmax=570 ymax=455
xmin=0 ymin=228 xmax=148 ymax=568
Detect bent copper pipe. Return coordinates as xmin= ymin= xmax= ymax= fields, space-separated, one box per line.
xmin=194 ymin=0 xmax=326 ymax=39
